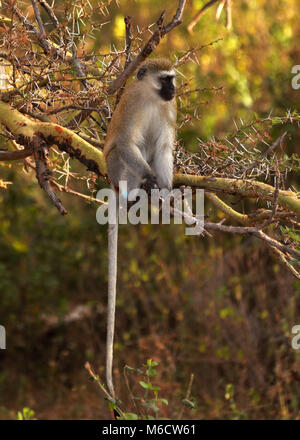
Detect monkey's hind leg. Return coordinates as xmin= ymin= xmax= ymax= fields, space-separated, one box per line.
xmin=152 ymin=148 xmax=173 ymax=190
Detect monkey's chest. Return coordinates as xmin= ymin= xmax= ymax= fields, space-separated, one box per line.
xmin=140 ymin=109 xmax=173 ymax=161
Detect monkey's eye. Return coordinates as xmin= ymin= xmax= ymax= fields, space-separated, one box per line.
xmin=159 ymin=75 xmax=175 ymax=88
xmin=160 ymin=75 xmax=172 ymax=81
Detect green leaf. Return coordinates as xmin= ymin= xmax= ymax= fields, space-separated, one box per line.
xmin=149 ymin=384 xmax=161 ymax=391
xmin=139 ymin=380 xmax=150 ymax=389
xmin=160 ymin=398 xmax=168 ymax=406
xmin=141 ymin=401 xmax=159 ymax=412
xmin=146 ymin=368 xmax=157 ymax=377
xmin=147 ymin=359 xmax=158 ymax=367
xmin=182 ymin=399 xmax=197 ymax=409
xmin=124 ymin=413 xmax=139 ymax=420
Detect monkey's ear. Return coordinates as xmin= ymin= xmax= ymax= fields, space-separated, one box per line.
xmin=137 ymin=66 xmax=147 ymax=80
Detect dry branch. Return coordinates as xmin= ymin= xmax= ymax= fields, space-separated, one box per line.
xmin=124 ymin=16 xmax=133 ymax=68
xmin=31 ymin=0 xmax=46 ymax=36
xmin=32 ymin=135 xmax=67 ymax=215
xmin=226 ymin=0 xmax=232 ymax=30
xmin=188 ymin=0 xmax=220 ymax=33
xmin=38 ymin=0 xmax=59 ymax=28
xmin=241 ymin=132 xmax=287 ymax=177
xmin=106 ymin=0 xmax=186 ymax=95
xmin=0 ymin=147 xmax=33 ymax=161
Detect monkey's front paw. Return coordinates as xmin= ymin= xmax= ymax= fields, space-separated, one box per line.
xmin=140 ymin=174 xmax=158 ymax=195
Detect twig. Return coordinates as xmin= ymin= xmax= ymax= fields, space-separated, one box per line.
xmin=66 ymin=99 xmax=105 ymax=129
xmin=123 ymin=366 xmax=140 ymax=415
xmin=216 ymin=0 xmax=226 ymax=20
xmin=52 ymin=180 xmax=106 ymax=205
xmin=115 ymin=16 xmax=134 ymax=106
xmin=124 ymin=16 xmax=133 ymax=68
xmin=31 ymin=0 xmax=46 ymax=36
xmin=258 ymin=160 xmax=281 ymax=229
xmin=13 ymin=4 xmax=53 ymax=55
xmin=72 ymin=45 xmax=90 ymax=89
xmin=38 ymin=0 xmax=59 ymax=28
xmin=178 ymin=85 xmax=224 ymax=97
xmin=187 ymin=0 xmax=220 ymax=33
xmin=241 ymin=132 xmax=287 ymax=177
xmin=178 ymin=373 xmax=194 ymax=419
xmin=226 ymin=0 xmax=232 ymax=30
xmin=270 ymin=246 xmax=300 ymax=281
xmin=175 ymin=38 xmax=223 ymax=66
xmin=77 ymin=134 xmax=104 ymax=149
xmin=19 ymin=153 xmax=106 ymax=205
xmin=271 ymin=160 xmax=280 ymax=219
xmin=205 ymin=221 xmax=300 ymax=259
xmin=46 ymin=105 xmax=99 ymax=115
xmin=33 ymin=136 xmax=67 ymax=215
xmin=84 ymin=362 xmax=125 ymax=418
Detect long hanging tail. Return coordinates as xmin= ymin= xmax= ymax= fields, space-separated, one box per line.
xmin=106 ymin=192 xmax=119 ymax=398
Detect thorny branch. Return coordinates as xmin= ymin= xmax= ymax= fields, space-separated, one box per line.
xmin=32 ymin=135 xmax=67 ymax=215
xmin=37 ymin=0 xmax=59 ymax=28
xmin=0 ymin=0 xmax=299 ymax=279
xmin=106 ymin=0 xmax=186 ymax=94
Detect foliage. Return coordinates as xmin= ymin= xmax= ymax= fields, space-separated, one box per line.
xmin=88 ymin=359 xmax=198 ymax=420
xmin=17 ymin=407 xmax=37 ymax=420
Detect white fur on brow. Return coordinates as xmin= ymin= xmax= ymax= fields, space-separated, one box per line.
xmin=146 ymin=70 xmax=176 ymax=92
xmin=158 ymin=69 xmax=176 ymax=76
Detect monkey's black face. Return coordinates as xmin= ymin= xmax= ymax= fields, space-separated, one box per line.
xmin=158 ymin=75 xmax=175 ymax=101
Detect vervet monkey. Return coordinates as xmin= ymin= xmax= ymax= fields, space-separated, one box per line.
xmin=104 ymin=58 xmax=177 ymax=398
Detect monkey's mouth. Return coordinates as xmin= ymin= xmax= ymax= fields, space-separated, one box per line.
xmin=160 ymin=88 xmax=176 ymax=101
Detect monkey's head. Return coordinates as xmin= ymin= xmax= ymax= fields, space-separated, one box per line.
xmin=137 ymin=58 xmax=176 ymax=102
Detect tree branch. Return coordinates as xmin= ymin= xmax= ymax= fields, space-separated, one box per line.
xmin=204 ymin=221 xmax=300 ymax=279
xmin=0 ymin=147 xmax=33 ymax=161
xmin=205 ymin=221 xmax=299 ymax=259
xmin=32 ymin=135 xmax=67 ymax=215
xmin=13 ymin=4 xmax=54 ymax=55
xmin=241 ymin=132 xmax=287 ymax=177
xmin=124 ymin=16 xmax=133 ymax=68
xmin=0 ymin=101 xmax=107 ymax=176
xmin=205 ymin=192 xmax=250 ymax=224
xmin=269 ymin=246 xmax=300 ymax=281
xmin=31 ymin=0 xmax=46 ymax=36
xmin=37 ymin=0 xmax=59 ymax=28
xmin=188 ymin=0 xmax=220 ymax=33
xmin=174 ymin=174 xmax=300 ymax=214
xmin=106 ymin=0 xmax=186 ymax=95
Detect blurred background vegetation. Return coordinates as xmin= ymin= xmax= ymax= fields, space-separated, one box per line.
xmin=0 ymin=0 xmax=299 ymax=419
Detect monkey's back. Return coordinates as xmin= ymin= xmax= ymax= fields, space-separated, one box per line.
xmin=103 ymin=81 xmax=147 ymax=159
